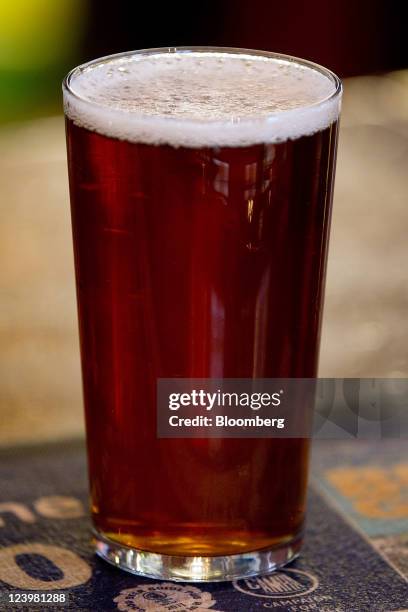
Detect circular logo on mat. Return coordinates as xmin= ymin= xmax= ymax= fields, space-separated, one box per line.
xmin=233 ymin=568 xmax=318 ymax=599
xmin=113 ymin=583 xmax=219 ymax=611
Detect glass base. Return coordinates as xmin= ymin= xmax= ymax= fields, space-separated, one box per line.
xmin=93 ymin=529 xmax=302 ymax=582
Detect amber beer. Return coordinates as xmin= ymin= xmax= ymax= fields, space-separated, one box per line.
xmin=64 ymin=48 xmax=341 ymax=581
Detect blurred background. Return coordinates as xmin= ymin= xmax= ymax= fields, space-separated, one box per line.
xmin=0 ymin=0 xmax=407 ymax=446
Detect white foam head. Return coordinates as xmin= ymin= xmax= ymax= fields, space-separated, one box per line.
xmin=63 ymin=48 xmax=342 ymax=148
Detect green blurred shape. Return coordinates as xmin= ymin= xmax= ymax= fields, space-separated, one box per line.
xmin=0 ymin=0 xmax=86 ymax=122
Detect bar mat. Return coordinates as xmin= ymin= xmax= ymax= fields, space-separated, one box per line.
xmin=0 ymin=440 xmax=406 ymax=611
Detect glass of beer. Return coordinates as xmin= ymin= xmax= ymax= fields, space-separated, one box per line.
xmin=63 ymin=47 xmax=341 ymax=581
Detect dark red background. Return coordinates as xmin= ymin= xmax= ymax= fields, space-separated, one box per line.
xmin=84 ymin=0 xmax=406 ymax=77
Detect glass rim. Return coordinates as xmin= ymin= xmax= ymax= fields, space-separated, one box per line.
xmin=62 ymin=45 xmax=342 ymax=126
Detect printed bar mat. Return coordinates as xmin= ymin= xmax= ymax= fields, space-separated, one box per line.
xmin=0 ymin=439 xmax=406 ymax=611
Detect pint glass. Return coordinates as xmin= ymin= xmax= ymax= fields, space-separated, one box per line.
xmin=63 ymin=47 xmax=341 ymax=581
